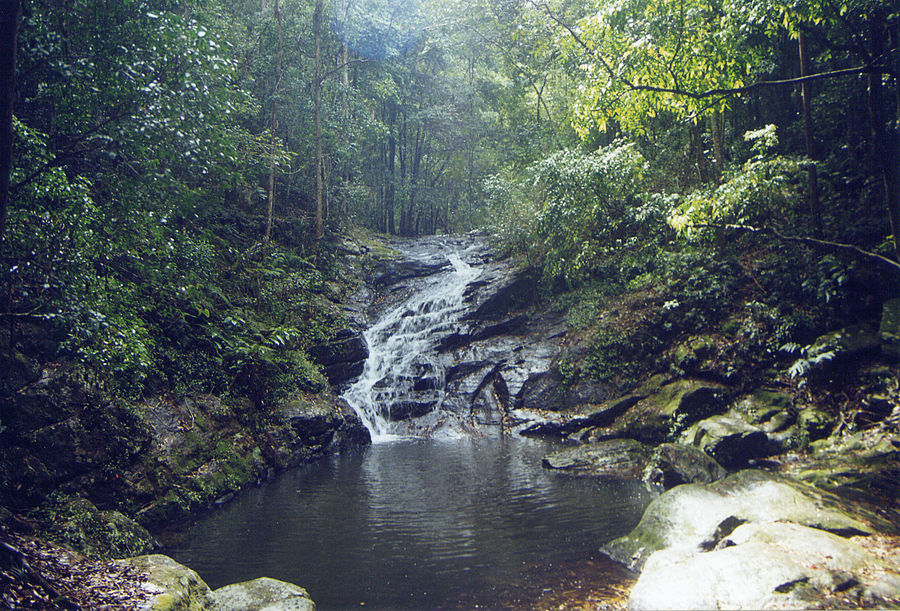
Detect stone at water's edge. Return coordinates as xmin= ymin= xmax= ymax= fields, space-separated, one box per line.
xmin=629 ymin=522 xmax=900 ymax=610
xmin=542 ymin=439 xmax=727 ymax=490
xmin=117 ymin=554 xmax=212 ymax=610
xmin=605 ymin=469 xmax=884 ymax=572
xmin=117 ymin=555 xmax=317 ymax=610
xmin=542 ymin=439 xmax=653 ymax=480
xmin=604 ymin=469 xmax=900 ymax=609
xmin=209 ymin=577 xmax=316 ymax=611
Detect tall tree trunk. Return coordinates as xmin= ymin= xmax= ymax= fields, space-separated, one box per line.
xmin=798 ymin=31 xmax=823 ymax=237
xmin=866 ymin=13 xmax=900 ymax=261
xmin=338 ymin=0 xmax=350 ymax=224
xmin=386 ymin=106 xmax=396 ymax=235
xmin=313 ymin=0 xmax=325 ymax=251
xmin=0 ymin=0 xmax=18 ymax=250
xmin=264 ymin=0 xmax=283 ymax=243
xmin=690 ymin=122 xmax=709 ymax=183
xmin=709 ymin=110 xmax=725 ymax=184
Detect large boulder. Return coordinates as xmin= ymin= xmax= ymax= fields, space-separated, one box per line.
xmin=629 ymin=521 xmax=900 ymax=610
xmin=117 ymin=554 xmax=212 ymax=610
xmin=209 ymin=577 xmax=316 ymax=610
xmin=605 ymin=469 xmax=886 ymax=571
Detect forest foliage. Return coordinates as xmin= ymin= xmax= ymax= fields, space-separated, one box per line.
xmin=0 ymin=0 xmax=897 ymax=401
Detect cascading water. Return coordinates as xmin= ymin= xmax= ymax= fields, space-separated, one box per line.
xmin=342 ymin=250 xmax=482 ymax=441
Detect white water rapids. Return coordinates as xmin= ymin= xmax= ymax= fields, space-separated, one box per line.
xmin=342 ymin=251 xmax=482 ymax=441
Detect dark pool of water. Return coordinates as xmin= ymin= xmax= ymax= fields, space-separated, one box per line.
xmin=164 ymin=437 xmax=654 ymax=609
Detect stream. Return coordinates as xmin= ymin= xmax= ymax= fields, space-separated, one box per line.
xmin=165 ymin=238 xmax=656 ymax=609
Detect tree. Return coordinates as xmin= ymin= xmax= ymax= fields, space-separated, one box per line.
xmin=0 ymin=0 xmax=18 ymax=249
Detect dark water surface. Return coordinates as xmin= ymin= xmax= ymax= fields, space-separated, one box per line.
xmin=164 ymin=437 xmax=654 ymax=609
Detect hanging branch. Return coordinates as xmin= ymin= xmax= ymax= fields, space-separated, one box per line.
xmin=527 ymin=0 xmax=894 ymax=102
xmin=701 ymin=224 xmax=900 ymax=273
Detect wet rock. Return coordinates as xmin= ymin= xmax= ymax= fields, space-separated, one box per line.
xmin=593 ymin=379 xmax=727 ymax=443
xmin=880 ymin=298 xmax=900 ymax=358
xmin=308 ymin=331 xmax=369 ymax=386
xmin=389 ymin=400 xmax=436 ymax=420
xmin=280 ymin=396 xmax=370 ymax=449
xmin=644 ymin=443 xmax=728 ymax=489
xmin=629 ymin=521 xmax=900 ymax=610
xmin=519 ymin=395 xmax=643 ymax=437
xmin=373 ymin=258 xmax=449 ymax=287
xmin=543 ymin=439 xmax=654 ymax=480
xmin=517 ymin=369 xmax=615 ymax=413
xmin=464 ymin=266 xmax=538 ymax=321
xmin=681 ymin=413 xmax=770 ymax=469
xmin=209 ymin=577 xmax=316 ymax=610
xmin=605 ymin=469 xmax=885 ymax=571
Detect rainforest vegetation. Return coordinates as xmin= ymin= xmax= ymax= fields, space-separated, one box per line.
xmin=1 ymin=0 xmax=897 ymax=403
xmin=0 ymin=0 xmax=898 ymax=606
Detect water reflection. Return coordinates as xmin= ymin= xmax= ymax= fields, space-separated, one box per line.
xmin=165 ymin=437 xmax=654 ymax=609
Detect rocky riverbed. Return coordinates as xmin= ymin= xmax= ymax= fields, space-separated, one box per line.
xmin=2 ymin=232 xmax=899 ymax=609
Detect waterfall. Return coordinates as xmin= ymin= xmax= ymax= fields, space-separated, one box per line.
xmin=342 ymin=250 xmax=482 ymax=441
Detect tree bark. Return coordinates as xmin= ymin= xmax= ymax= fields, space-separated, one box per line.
xmin=265 ymin=0 xmax=283 ymax=243
xmin=0 ymin=0 xmax=19 ymax=250
xmin=798 ymin=31 xmax=823 ymax=238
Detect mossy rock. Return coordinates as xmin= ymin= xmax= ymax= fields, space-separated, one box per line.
xmin=734 ymin=389 xmax=793 ymax=427
xmin=681 ymin=414 xmax=770 ymax=469
xmin=542 ymin=439 xmax=654 ymax=480
xmin=796 ymin=407 xmax=835 ymax=442
xmin=595 ymin=379 xmax=727 ymax=443
xmin=35 ymin=497 xmax=159 ymax=560
xmin=670 ymin=335 xmax=717 ymax=372
xmin=116 ymin=554 xmax=212 ymax=610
